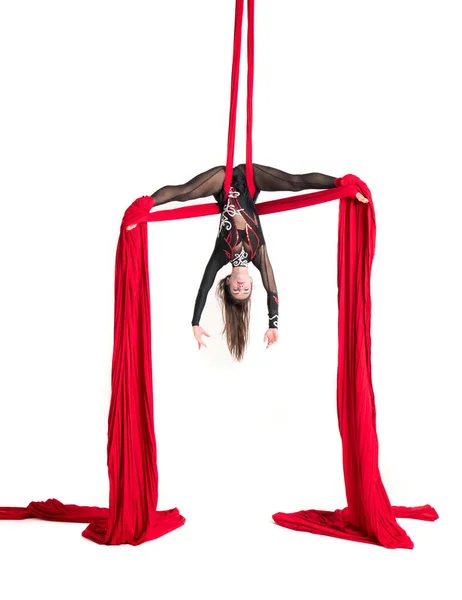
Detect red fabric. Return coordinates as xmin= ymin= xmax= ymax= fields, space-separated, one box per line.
xmin=224 ymin=0 xmax=256 ymax=200
xmin=0 ymin=194 xmax=186 ymax=545
xmin=272 ymin=175 xmax=438 ymax=549
xmin=0 ymin=181 xmax=438 ymax=547
xmin=223 ymin=0 xmax=244 ymax=199
xmin=245 ymin=0 xmax=256 ymax=198
xmin=80 ymin=196 xmax=185 ymax=544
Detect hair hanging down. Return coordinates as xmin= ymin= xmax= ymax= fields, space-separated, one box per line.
xmin=216 ymin=276 xmax=252 ymax=361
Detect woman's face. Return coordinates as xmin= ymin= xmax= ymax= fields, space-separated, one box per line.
xmin=226 ymin=272 xmax=253 ymax=300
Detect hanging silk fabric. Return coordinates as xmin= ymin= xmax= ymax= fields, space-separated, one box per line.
xmin=0 ymin=0 xmax=438 ymax=547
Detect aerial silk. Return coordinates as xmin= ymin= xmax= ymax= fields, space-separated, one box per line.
xmin=0 ymin=0 xmax=437 ymax=547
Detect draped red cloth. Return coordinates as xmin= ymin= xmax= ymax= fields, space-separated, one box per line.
xmin=0 ymin=0 xmax=437 ymax=547
xmin=271 ymin=176 xmax=439 ymax=549
xmin=0 ymin=180 xmax=438 ymax=547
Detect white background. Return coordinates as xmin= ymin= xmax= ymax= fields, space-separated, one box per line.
xmin=0 ymin=1 xmax=461 ymax=599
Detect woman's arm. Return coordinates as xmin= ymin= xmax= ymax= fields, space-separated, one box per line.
xmin=152 ymin=165 xmax=225 ymax=207
xmin=252 ymin=244 xmax=279 ymax=330
xmin=250 ymin=163 xmax=336 ymax=193
xmin=192 ymin=244 xmax=229 ymax=328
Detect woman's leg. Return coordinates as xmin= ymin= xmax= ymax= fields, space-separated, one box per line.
xmin=152 ymin=165 xmax=225 ymax=207
xmin=243 ymin=163 xmax=337 ymax=195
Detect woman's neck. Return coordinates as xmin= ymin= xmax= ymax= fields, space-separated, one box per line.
xmin=231 ymin=266 xmax=248 ymax=273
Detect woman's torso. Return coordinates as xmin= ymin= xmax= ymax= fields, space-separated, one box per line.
xmin=213 ymin=165 xmax=265 ymax=265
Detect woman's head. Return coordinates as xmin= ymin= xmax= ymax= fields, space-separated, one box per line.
xmin=226 ymin=269 xmax=253 ymax=300
xmin=216 ymin=270 xmax=253 ymax=361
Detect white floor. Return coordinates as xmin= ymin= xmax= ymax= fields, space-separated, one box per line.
xmin=0 ymin=486 xmax=456 ymax=600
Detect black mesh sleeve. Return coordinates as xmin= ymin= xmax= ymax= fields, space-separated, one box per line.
xmin=252 ymin=244 xmax=278 ymax=329
xmin=252 ymin=164 xmax=336 ymax=192
xmin=192 ymin=243 xmax=229 ymax=327
xmin=151 ymin=166 xmax=225 ymax=206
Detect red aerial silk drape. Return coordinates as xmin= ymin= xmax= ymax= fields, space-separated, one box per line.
xmin=0 ymin=183 xmax=439 ymax=547
xmin=0 ymin=0 xmax=438 ymax=547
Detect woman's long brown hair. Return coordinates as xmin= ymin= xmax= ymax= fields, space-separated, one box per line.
xmin=215 ymin=275 xmax=252 ymax=361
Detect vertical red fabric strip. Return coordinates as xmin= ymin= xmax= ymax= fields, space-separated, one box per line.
xmin=81 ymin=196 xmax=185 ymax=544
xmin=0 ymin=196 xmax=187 ymax=544
xmin=271 ymin=175 xmax=438 ymax=548
xmin=224 ymin=0 xmax=256 ymax=199
xmin=246 ymin=0 xmax=256 ymax=198
xmin=224 ymin=0 xmax=244 ymax=199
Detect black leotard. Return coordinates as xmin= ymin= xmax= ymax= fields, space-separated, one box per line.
xmin=150 ymin=163 xmax=337 ymax=330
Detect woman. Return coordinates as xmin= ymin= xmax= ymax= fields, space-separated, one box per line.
xmin=129 ymin=164 xmax=368 ymax=360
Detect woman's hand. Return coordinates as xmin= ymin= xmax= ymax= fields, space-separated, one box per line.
xmin=192 ymin=325 xmax=211 ymax=350
xmin=356 ymin=192 xmax=369 ymax=203
xmin=263 ymin=328 xmax=279 ymax=349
